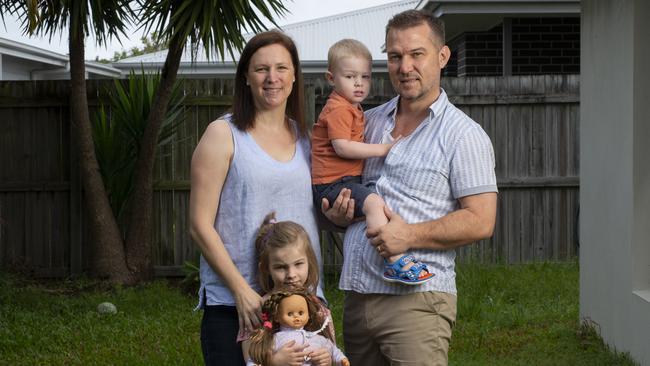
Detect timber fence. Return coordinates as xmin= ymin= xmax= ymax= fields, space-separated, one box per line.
xmin=0 ymin=74 xmax=579 ymax=277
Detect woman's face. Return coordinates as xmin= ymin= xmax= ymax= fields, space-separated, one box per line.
xmin=246 ymin=43 xmax=295 ymax=112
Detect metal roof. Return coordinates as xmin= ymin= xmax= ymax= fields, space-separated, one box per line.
xmin=0 ymin=37 xmax=122 ymax=79
xmin=114 ymin=0 xmax=419 ymax=75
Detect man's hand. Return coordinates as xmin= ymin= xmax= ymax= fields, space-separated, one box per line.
xmin=322 ymin=188 xmax=355 ymax=227
xmin=367 ymin=206 xmax=413 ymax=257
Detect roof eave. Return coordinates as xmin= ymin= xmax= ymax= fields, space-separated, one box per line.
xmin=0 ymin=37 xmax=68 ymax=67
xmin=416 ymin=0 xmax=580 ymax=41
xmin=111 ymin=59 xmax=390 ymax=78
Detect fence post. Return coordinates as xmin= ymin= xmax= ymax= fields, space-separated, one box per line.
xmin=305 ymin=81 xmax=316 ymax=127
xmin=68 ymin=100 xmax=83 ymax=277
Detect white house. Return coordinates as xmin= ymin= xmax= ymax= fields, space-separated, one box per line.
xmin=1 ymin=0 xmax=582 ymax=79
xmin=0 ymin=37 xmax=121 ymax=80
xmin=580 ymin=1 xmax=650 ymax=365
xmin=113 ymin=0 xmax=581 ymax=78
xmin=112 ymin=0 xmax=419 ymax=76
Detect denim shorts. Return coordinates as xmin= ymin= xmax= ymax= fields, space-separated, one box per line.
xmin=313 ymin=176 xmax=376 ymax=218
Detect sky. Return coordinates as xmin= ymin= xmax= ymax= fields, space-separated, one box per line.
xmin=0 ymin=0 xmax=401 ymax=60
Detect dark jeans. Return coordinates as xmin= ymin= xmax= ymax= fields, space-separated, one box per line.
xmin=313 ymin=175 xmax=376 ymax=218
xmin=201 ymin=305 xmax=244 ymax=366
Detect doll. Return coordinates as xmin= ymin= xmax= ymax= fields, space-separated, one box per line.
xmin=248 ymin=288 xmax=350 ymax=366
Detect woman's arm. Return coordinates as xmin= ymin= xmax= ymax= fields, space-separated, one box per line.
xmin=189 ymin=120 xmax=263 ymax=331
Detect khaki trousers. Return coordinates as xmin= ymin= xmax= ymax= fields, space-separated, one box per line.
xmin=343 ymin=291 xmax=457 ymax=366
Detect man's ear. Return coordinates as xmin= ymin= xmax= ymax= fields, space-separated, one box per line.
xmin=325 ymin=70 xmax=335 ymax=86
xmin=439 ymin=45 xmax=451 ymax=69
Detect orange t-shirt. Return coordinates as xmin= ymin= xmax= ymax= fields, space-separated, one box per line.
xmin=311 ymin=91 xmax=365 ymax=185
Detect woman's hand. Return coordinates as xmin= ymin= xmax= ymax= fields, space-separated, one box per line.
xmin=322 ymin=188 xmax=355 ymax=227
xmin=308 ymin=347 xmax=333 ymax=366
xmin=233 ymin=285 xmax=264 ymax=333
xmin=269 ymin=340 xmax=309 ymax=366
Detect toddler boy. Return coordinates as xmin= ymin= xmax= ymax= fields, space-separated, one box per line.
xmin=311 ymin=39 xmax=433 ymax=285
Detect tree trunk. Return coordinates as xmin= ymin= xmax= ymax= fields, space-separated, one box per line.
xmin=125 ymin=32 xmax=186 ymax=281
xmin=69 ymin=21 xmax=134 ymax=284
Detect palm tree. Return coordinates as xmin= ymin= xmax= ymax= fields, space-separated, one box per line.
xmin=3 ymin=0 xmax=286 ymax=284
xmin=4 ymin=0 xmax=137 ymax=284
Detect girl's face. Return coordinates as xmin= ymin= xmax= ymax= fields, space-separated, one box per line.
xmin=267 ymin=241 xmax=309 ymax=290
xmin=277 ymin=295 xmax=309 ymax=329
xmin=246 ymin=43 xmax=295 ymax=112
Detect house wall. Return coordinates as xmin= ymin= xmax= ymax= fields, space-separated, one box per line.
xmin=0 ymin=54 xmax=46 ymax=80
xmin=580 ymin=1 xmax=650 ymax=365
xmin=455 ymin=25 xmax=503 ymax=76
xmin=511 ymin=17 xmax=580 ymax=75
xmin=447 ymin=17 xmax=580 ymax=77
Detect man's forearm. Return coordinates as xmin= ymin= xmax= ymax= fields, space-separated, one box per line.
xmin=409 ymin=193 xmax=497 ymax=250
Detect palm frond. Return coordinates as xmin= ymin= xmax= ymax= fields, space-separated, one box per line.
xmin=8 ymin=0 xmax=134 ymax=46
xmin=138 ymin=0 xmax=287 ymax=62
xmin=91 ymin=70 xmax=185 ymax=223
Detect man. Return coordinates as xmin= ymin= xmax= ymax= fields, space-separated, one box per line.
xmin=338 ymin=10 xmax=498 ymax=366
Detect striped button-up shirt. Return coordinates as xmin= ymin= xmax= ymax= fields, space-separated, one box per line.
xmin=339 ymin=89 xmax=498 ymax=295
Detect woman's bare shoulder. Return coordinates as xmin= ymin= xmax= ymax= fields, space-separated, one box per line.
xmin=194 ymin=118 xmax=234 ymax=161
xmin=200 ymin=118 xmax=233 ymax=143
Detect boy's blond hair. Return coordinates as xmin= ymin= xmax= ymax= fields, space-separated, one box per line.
xmin=327 ymin=38 xmax=372 ymax=71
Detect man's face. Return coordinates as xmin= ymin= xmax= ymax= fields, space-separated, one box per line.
xmin=386 ymin=23 xmax=449 ymax=102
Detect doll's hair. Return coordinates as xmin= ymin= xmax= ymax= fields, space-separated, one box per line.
xmin=248 ymin=288 xmax=330 ymax=366
xmin=255 ymin=212 xmax=319 ymax=293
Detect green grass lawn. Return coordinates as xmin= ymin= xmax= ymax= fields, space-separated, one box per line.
xmin=0 ymin=263 xmax=638 ymax=365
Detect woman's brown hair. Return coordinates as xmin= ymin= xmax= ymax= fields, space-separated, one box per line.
xmin=232 ymin=30 xmax=307 ymax=137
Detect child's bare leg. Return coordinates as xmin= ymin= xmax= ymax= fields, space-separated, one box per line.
xmin=363 ymin=194 xmax=412 ymax=268
xmin=363 ymin=193 xmax=387 ymax=232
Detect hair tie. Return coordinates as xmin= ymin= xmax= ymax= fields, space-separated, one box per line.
xmin=261 ymin=219 xmax=278 ymax=247
xmin=263 ymin=321 xmax=273 ymax=329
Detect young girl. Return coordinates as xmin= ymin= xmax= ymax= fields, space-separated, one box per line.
xmin=239 ymin=212 xmax=336 ymax=365
xmin=248 ymin=288 xmax=349 ymax=366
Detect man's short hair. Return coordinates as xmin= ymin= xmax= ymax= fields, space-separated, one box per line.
xmin=327 ymin=39 xmax=372 ymax=71
xmin=385 ymin=10 xmax=445 ymax=45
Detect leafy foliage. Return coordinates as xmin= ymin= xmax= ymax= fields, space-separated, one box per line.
xmin=92 ymin=70 xmax=184 ymax=226
xmin=1 ymin=0 xmax=289 ymax=283
xmin=181 ymin=259 xmax=200 ymax=295
xmin=95 ymin=31 xmax=169 ymax=63
xmin=137 ymin=0 xmax=288 ymax=61
xmin=6 ymin=0 xmax=133 ymax=45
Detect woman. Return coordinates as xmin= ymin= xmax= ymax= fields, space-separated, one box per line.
xmin=189 ymin=31 xmax=342 ymax=366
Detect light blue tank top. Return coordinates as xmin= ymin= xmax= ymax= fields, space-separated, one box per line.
xmin=197 ymin=115 xmax=322 ymax=308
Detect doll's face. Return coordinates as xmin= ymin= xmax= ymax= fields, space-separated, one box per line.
xmin=277 ymin=295 xmax=309 ymax=329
